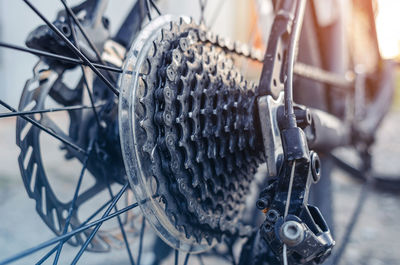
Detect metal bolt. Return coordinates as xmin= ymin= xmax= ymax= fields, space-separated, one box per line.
xmin=263 ymin=223 xmax=273 ymax=233
xmin=311 ymin=152 xmax=321 ymax=183
xmin=256 ymin=197 xmax=269 ymax=210
xmin=265 ymin=209 xmax=279 ymax=223
xmin=279 ymin=220 xmax=305 ymax=247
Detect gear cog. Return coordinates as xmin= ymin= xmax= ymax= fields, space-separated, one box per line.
xmin=119 ymin=15 xmax=265 ymax=252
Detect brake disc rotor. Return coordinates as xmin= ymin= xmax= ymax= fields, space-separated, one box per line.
xmin=119 ymin=15 xmax=265 ymax=252
xmin=16 ymin=61 xmax=141 ymax=252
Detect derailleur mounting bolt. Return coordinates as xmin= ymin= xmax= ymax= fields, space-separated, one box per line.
xmin=279 ymin=220 xmax=305 ymax=247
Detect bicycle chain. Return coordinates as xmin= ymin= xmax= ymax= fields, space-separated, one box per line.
xmin=137 ymin=18 xmax=265 ymax=243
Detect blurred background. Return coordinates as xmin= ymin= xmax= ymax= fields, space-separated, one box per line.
xmin=0 ymin=0 xmax=399 ymax=264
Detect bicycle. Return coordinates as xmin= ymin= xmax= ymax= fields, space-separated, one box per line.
xmin=0 ymin=0 xmax=398 ymax=264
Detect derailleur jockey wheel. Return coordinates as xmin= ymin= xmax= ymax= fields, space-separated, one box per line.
xmin=119 ymin=15 xmax=266 ymax=252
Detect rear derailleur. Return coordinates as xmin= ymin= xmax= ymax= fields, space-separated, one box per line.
xmin=242 ymin=96 xmax=335 ymax=265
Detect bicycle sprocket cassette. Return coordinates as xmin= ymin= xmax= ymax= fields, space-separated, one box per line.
xmin=119 ymin=15 xmax=265 ymax=252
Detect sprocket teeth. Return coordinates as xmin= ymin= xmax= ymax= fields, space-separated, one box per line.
xmin=187 ymin=29 xmax=198 ymax=43
xmin=135 ymin=18 xmax=265 ymax=244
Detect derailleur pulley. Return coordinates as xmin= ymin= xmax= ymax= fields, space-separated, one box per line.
xmin=256 ymin=96 xmax=335 ymax=264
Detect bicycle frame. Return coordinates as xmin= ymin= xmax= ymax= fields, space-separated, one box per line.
xmin=253 ymin=0 xmax=396 ymax=263
xmin=259 ymin=0 xmax=395 ymax=154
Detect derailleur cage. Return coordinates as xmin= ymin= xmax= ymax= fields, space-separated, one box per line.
xmin=257 ymin=153 xmax=334 ymax=264
xmin=256 ymin=94 xmax=335 ymax=264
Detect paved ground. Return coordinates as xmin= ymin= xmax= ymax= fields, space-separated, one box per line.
xmin=0 ymin=110 xmax=399 ymax=265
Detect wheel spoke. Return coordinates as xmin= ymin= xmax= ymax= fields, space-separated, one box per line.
xmin=145 ymin=0 xmax=153 ymax=21
xmin=174 ymin=249 xmax=179 ymax=265
xmin=137 ymin=218 xmax=146 ymax=265
xmin=149 ymin=0 xmax=162 ymax=15
xmin=183 ymin=253 xmax=190 ymax=265
xmin=105 ymin=181 xmax=136 ymax=265
xmin=0 ymin=42 xmax=122 ymax=73
xmin=60 ymin=0 xmax=117 ymax=84
xmin=65 ymin=12 xmax=101 ymax=128
xmin=0 ymin=183 xmax=131 ymax=265
xmin=73 ymin=182 xmax=107 ymax=206
xmin=35 ymin=197 xmax=114 ymax=265
xmin=35 ymin=246 xmax=58 ymax=265
xmin=0 ymin=103 xmax=103 ymax=119
xmin=52 ymin=141 xmax=94 ymax=265
xmin=70 ymin=181 xmax=130 ymax=265
xmin=80 ymin=70 xmax=102 ymax=126
xmin=23 ymin=0 xmax=120 ymax=96
xmin=40 ymin=115 xmax=82 ymax=150
xmin=0 ymin=99 xmax=86 ymax=154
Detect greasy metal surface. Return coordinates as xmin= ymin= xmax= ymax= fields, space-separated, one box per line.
xmin=257 ymin=92 xmax=284 ymax=177
xmin=119 ymin=16 xmax=266 ymax=249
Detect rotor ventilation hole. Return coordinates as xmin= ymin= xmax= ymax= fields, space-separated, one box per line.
xmin=30 ymin=163 xmax=38 ymax=192
xmin=20 ymin=123 xmax=33 ymax=142
xmin=23 ymin=146 xmax=33 ymax=169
